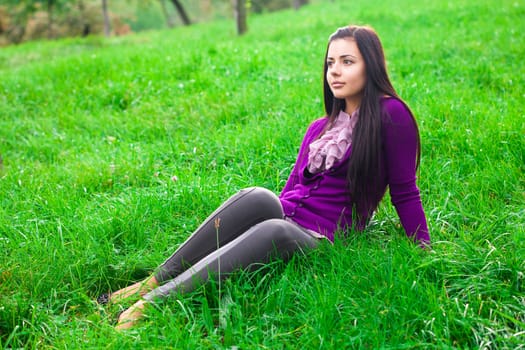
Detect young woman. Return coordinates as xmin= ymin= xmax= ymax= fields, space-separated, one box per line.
xmin=101 ymin=25 xmax=430 ymax=330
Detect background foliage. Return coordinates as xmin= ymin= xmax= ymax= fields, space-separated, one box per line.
xmin=0 ymin=0 xmax=310 ymax=45
xmin=0 ymin=0 xmax=524 ymax=348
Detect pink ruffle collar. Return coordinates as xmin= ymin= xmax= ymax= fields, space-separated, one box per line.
xmin=307 ymin=109 xmax=358 ymax=174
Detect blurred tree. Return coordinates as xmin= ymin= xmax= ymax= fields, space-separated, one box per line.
xmin=46 ymin=0 xmax=54 ymax=37
xmin=233 ymin=0 xmax=247 ymax=35
xmin=0 ymin=8 xmax=6 ymax=34
xmin=77 ymin=0 xmax=92 ymax=35
xmin=101 ymin=0 xmax=110 ymax=36
xmin=169 ymin=0 xmax=191 ymax=26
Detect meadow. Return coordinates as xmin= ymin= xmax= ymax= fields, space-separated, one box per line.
xmin=0 ymin=0 xmax=524 ymax=348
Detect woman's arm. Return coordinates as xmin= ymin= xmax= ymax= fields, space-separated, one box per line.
xmin=382 ymin=99 xmax=430 ymax=245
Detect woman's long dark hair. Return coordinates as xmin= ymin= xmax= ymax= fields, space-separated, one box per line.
xmin=322 ymin=25 xmax=421 ymax=219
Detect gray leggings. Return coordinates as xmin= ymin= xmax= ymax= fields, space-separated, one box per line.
xmin=143 ymin=187 xmax=319 ymax=301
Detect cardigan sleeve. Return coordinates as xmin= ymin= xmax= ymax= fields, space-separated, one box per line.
xmin=382 ymin=99 xmax=430 ymax=245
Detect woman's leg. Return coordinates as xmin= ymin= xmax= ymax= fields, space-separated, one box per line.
xmin=144 ymin=218 xmax=319 ymax=300
xmin=104 ymin=187 xmax=283 ymax=303
xmin=155 ymin=187 xmax=284 ymax=282
xmin=116 ymin=219 xmax=319 ymax=329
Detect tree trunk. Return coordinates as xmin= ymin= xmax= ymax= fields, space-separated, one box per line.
xmin=169 ymin=0 xmax=191 ymax=26
xmin=293 ymin=0 xmax=309 ymax=10
xmin=102 ymin=0 xmax=111 ymax=36
xmin=233 ymin=0 xmax=247 ymax=35
xmin=159 ymin=0 xmax=175 ymax=28
xmin=47 ymin=0 xmax=54 ymax=39
xmin=78 ymin=0 xmax=91 ymax=36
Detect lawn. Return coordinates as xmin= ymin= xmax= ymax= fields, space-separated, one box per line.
xmin=0 ymin=0 xmax=524 ymax=348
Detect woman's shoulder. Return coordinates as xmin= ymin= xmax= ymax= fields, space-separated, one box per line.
xmin=305 ymin=116 xmax=330 ymax=134
xmin=381 ymin=96 xmax=414 ymax=125
xmin=309 ymin=116 xmax=330 ymax=127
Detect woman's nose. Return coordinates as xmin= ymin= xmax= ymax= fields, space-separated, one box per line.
xmin=330 ymin=63 xmax=340 ymax=75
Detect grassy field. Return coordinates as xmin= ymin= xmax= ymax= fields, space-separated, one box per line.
xmin=1 ymin=0 xmax=524 ymax=348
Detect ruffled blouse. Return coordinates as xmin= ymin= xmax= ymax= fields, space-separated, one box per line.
xmin=307 ymin=109 xmax=358 ymax=174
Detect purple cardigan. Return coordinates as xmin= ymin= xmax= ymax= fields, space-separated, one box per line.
xmin=279 ymin=97 xmax=430 ymax=244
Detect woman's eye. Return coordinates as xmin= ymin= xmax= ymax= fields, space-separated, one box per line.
xmin=327 ymin=61 xmax=334 ymax=67
xmin=344 ymin=59 xmax=353 ymax=65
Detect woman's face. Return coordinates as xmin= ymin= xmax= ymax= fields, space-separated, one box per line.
xmin=326 ymin=38 xmax=366 ymax=110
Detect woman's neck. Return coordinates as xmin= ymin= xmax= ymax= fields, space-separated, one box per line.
xmin=344 ymin=98 xmax=361 ymax=115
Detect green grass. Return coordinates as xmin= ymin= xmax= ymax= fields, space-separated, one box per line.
xmin=1 ymin=0 xmax=524 ymax=348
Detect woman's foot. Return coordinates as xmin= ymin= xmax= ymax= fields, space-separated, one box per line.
xmin=98 ymin=276 xmax=158 ymax=305
xmin=115 ymin=299 xmax=148 ymax=330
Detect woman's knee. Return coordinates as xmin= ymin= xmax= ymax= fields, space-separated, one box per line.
xmin=237 ymin=187 xmax=283 ymax=219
